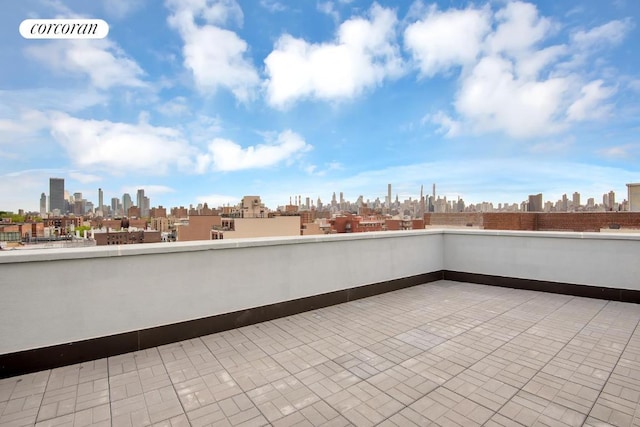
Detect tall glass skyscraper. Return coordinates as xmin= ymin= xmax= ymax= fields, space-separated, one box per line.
xmin=49 ymin=178 xmax=64 ymax=214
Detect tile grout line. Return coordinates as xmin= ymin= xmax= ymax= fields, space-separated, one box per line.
xmin=483 ymin=298 xmax=625 ymax=427
xmin=33 ymin=369 xmax=52 ymax=426
xmin=289 ymin=283 xmax=546 ymax=426
xmin=266 ymin=282 xmax=535 ymax=368
xmin=364 ymin=284 xmax=576 ymax=426
xmin=194 ymin=284 xmax=469 ymax=425
xmin=188 ymin=336 xmax=273 ymax=426
xmin=106 ymin=358 xmax=113 ymax=427
xmin=583 ymin=310 xmax=640 ymax=425
xmin=369 ymin=285 xmax=566 ymax=426
xmin=367 ymin=288 xmax=589 ymax=426
xmin=296 ymin=283 xmax=542 ymax=425
xmin=161 ymin=342 xmax=192 ymax=426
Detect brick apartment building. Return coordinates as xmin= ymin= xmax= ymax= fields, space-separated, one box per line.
xmin=94 ymin=230 xmax=161 ymax=246
xmin=386 ymin=218 xmax=426 ymax=231
xmin=91 ymin=218 xmax=147 ymax=230
xmin=330 ymin=214 xmax=385 ymax=233
xmin=149 ymin=206 xmax=167 ymax=218
xmin=171 ymin=206 xmax=189 ymax=218
xmin=43 ymin=217 xmax=83 ymax=230
xmin=176 ymin=215 xmax=222 ymax=241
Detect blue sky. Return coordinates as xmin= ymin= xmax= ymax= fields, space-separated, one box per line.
xmin=0 ymin=0 xmax=639 ymax=212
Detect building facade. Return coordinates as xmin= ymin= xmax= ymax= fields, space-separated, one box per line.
xmin=49 ymin=178 xmax=65 ymax=214
xmin=94 ymin=230 xmax=161 ymax=246
xmin=628 ymin=183 xmax=640 ymax=212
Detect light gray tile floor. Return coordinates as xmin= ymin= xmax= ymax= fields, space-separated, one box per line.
xmin=2 ymin=280 xmax=640 ymax=426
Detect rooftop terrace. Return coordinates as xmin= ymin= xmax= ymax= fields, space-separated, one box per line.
xmin=1 ymin=230 xmax=639 ymax=426
xmin=2 ymin=280 xmax=640 ymax=426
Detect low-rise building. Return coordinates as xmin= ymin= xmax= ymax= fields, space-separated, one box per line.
xmin=94 ymin=230 xmax=161 ymax=246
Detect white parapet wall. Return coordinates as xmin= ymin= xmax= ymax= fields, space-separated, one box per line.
xmin=1 ymin=229 xmax=639 ymax=357
xmin=443 ymin=229 xmax=640 ymax=289
xmin=0 ymin=230 xmax=443 ymax=355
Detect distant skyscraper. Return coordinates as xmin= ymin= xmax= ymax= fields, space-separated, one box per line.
xmin=572 ymin=192 xmax=580 ymax=208
xmin=122 ymin=193 xmax=132 ymax=214
xmin=528 ymin=193 xmax=543 ymax=212
xmin=143 ymin=196 xmax=150 ymax=217
xmin=98 ymin=188 xmax=104 ymax=213
xmin=111 ymin=198 xmax=120 ymax=216
xmin=73 ymin=200 xmax=84 ymax=216
xmin=387 ymin=184 xmax=392 ymax=210
xmin=39 ymin=193 xmax=46 ymax=216
xmin=49 ymin=178 xmax=64 ymax=214
xmin=137 ymin=189 xmax=145 ymax=212
xmin=608 ymin=191 xmax=615 ymax=211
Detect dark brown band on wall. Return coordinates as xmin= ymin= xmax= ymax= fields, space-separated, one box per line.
xmin=444 ymin=271 xmax=640 ymax=304
xmin=0 ymin=271 xmax=444 ymax=379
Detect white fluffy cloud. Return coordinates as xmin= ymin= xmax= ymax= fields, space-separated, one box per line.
xmin=404 ymin=5 xmax=490 ymax=77
xmin=264 ymin=4 xmax=404 ymax=108
xmin=485 ymin=1 xmax=552 ymax=56
xmin=199 ymin=130 xmax=312 ymax=172
xmin=49 ymin=113 xmax=195 ymax=174
xmin=406 ymin=1 xmax=630 ymax=139
xmin=166 ymin=0 xmax=259 ymax=101
xmin=3 ymin=107 xmax=308 ymax=177
xmin=25 ymin=40 xmax=145 ymax=90
xmin=572 ymin=18 xmax=634 ymax=49
xmin=515 ymin=45 xmax=567 ymax=80
xmin=456 ymin=56 xmax=570 ymax=137
xmin=567 ymin=80 xmax=616 ymax=122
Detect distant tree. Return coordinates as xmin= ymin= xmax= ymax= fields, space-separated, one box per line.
xmin=11 ymin=214 xmax=25 ymax=223
xmin=75 ymin=225 xmax=91 ymax=237
xmin=0 ymin=213 xmax=25 ymax=222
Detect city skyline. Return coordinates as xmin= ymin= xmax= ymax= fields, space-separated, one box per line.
xmin=1 ymin=0 xmax=639 ymax=212
xmin=26 ymin=177 xmax=633 ymax=216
